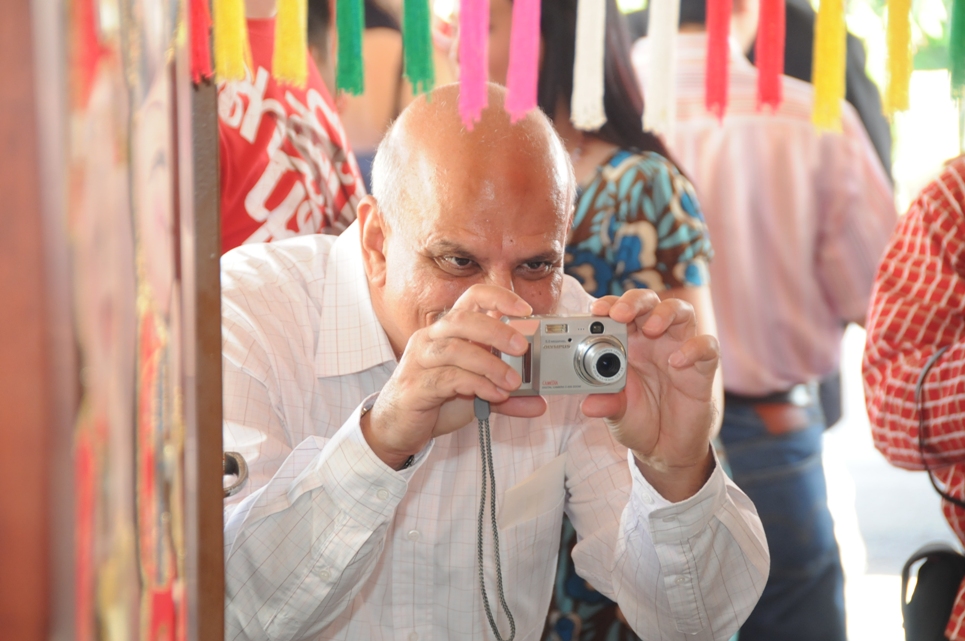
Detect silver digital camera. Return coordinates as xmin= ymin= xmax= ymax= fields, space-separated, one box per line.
xmin=497 ymin=316 xmax=628 ymax=396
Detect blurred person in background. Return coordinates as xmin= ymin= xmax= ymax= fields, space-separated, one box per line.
xmin=218 ymin=0 xmax=364 ymax=253
xmin=337 ymin=0 xmax=414 ymax=191
xmin=486 ymin=0 xmax=724 ymax=638
xmin=627 ymin=0 xmax=893 ymax=431
xmin=864 ymin=156 xmax=965 ymax=641
xmin=633 ymin=0 xmax=897 ymax=637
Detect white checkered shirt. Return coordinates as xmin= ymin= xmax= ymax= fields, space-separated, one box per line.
xmin=221 ymin=222 xmax=769 ymax=641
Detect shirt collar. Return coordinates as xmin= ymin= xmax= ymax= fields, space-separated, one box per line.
xmin=315 ymin=220 xmax=398 ymax=377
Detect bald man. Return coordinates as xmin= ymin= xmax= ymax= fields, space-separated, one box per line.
xmin=221 ymin=84 xmax=768 ymax=641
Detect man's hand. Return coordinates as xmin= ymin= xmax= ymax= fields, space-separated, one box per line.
xmin=581 ymin=290 xmax=719 ymax=502
xmin=362 ymin=285 xmax=548 ymax=469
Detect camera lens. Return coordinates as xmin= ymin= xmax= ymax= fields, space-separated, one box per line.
xmin=590 ymin=321 xmax=604 ymax=334
xmin=575 ymin=338 xmax=627 ymax=385
xmin=596 ymin=353 xmax=622 ymax=378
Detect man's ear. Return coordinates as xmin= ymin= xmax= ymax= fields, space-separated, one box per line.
xmin=358 ymin=195 xmax=389 ymax=288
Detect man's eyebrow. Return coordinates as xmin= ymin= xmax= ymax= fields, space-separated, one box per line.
xmin=521 ymin=250 xmax=563 ymax=264
xmin=424 ymin=241 xmax=562 ymax=265
xmin=424 ymin=240 xmax=481 ymax=261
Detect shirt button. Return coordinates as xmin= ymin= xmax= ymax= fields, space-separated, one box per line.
xmin=641 ymin=493 xmax=654 ymax=505
xmin=662 ymin=515 xmax=677 ymax=523
xmin=406 ymin=529 xmax=420 ymax=541
xmin=675 ymin=575 xmax=690 ymax=585
xmin=376 ymin=488 xmax=389 ymax=500
xmin=319 ymin=569 xmax=331 ymax=580
xmin=408 ymin=633 xmax=419 ymax=641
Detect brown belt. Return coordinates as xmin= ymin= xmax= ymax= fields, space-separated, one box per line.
xmin=724 ymin=383 xmax=818 ymax=435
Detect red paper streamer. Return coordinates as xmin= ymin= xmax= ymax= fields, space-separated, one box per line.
xmin=756 ymin=0 xmax=785 ymax=110
xmin=459 ymin=0 xmax=490 ymax=129
xmin=191 ymin=0 xmax=214 ymax=84
xmin=505 ymin=0 xmax=541 ymax=121
xmin=705 ymin=0 xmax=732 ymax=119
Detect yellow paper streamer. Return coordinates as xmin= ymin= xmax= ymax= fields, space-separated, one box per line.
xmin=214 ymin=0 xmax=250 ymax=81
xmin=273 ymin=0 xmax=308 ymax=87
xmin=811 ymin=0 xmax=846 ymax=131
xmin=885 ymin=0 xmax=912 ymax=115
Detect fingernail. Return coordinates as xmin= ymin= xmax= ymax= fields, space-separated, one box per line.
xmin=669 ymin=350 xmax=687 ymax=367
xmin=505 ymin=369 xmax=522 ymax=388
xmin=510 ymin=333 xmax=528 ymax=352
xmin=516 ymin=300 xmax=532 ymax=315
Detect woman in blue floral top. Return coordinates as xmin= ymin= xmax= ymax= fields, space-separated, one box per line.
xmin=488 ymin=0 xmax=721 ymax=639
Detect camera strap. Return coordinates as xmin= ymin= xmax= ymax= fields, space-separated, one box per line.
xmin=474 ymin=397 xmax=516 ymax=641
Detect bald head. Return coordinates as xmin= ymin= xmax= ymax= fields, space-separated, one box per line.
xmin=371 ymin=83 xmax=575 ymax=229
xmin=359 ymin=83 xmax=578 ymax=357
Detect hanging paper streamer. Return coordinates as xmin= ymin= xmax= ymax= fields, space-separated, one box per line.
xmin=571 ymin=0 xmax=607 ymax=130
xmin=337 ymin=0 xmax=366 ymax=94
xmin=642 ymin=0 xmax=681 ymax=138
xmin=459 ymin=0 xmax=490 ymax=128
xmin=274 ymin=0 xmax=308 ymax=87
xmin=756 ymin=0 xmax=785 ymax=110
xmin=884 ymin=0 xmax=912 ymax=114
xmin=214 ymin=0 xmax=249 ymax=81
xmin=190 ymin=0 xmax=213 ymax=84
xmin=951 ymin=0 xmax=965 ymax=98
xmin=75 ymin=0 xmax=105 ymax=107
xmin=403 ymin=0 xmax=436 ymax=94
xmin=705 ymin=0 xmax=732 ymax=119
xmin=811 ymin=0 xmax=846 ymax=130
xmin=505 ymin=0 xmax=541 ymax=121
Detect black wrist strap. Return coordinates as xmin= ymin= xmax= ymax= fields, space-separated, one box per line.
xmin=915 ymin=345 xmax=965 ymax=509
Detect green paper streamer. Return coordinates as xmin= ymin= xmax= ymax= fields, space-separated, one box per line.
xmin=337 ymin=0 xmax=365 ymax=94
xmin=952 ymin=0 xmax=965 ymax=98
xmin=403 ymin=0 xmax=436 ymax=94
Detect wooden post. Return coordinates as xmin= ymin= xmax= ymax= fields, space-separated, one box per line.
xmin=175 ymin=21 xmax=225 ymax=641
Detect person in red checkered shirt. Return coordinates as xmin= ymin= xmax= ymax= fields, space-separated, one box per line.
xmin=864 ymin=155 xmax=965 ymax=640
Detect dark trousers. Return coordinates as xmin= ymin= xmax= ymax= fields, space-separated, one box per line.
xmin=719 ymin=401 xmax=848 ymax=641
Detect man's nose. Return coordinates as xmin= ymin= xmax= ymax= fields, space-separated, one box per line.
xmin=485 ymin=271 xmax=515 ymax=293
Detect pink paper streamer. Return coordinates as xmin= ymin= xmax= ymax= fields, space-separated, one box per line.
xmin=505 ymin=0 xmax=541 ymax=121
xmin=459 ymin=0 xmax=490 ymax=129
xmin=705 ymin=0 xmax=732 ymax=120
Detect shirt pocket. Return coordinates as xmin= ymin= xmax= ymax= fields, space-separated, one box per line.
xmin=488 ymin=491 xmax=566 ymax=639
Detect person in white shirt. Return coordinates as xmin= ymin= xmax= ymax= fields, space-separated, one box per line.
xmin=633 ymin=1 xmax=895 ymax=639
xmin=221 ymin=83 xmax=768 ymax=641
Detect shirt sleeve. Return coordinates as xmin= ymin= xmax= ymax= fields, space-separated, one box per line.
xmin=864 ymin=165 xmax=965 ymax=472
xmin=614 ymin=155 xmax=714 ymax=293
xmin=222 ymin=299 xmax=431 ymax=641
xmin=562 ymin=413 xmax=769 ymax=640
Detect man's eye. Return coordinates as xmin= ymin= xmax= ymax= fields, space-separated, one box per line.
xmin=441 ymin=256 xmax=475 ymax=269
xmin=522 ymin=261 xmax=553 ymax=273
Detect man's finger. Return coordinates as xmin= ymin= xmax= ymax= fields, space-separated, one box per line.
xmin=426 ymin=366 xmax=514 ymax=405
xmin=416 ymin=336 xmax=523 ymax=391
xmin=451 ymin=283 xmax=532 ymax=317
xmin=427 ymin=309 xmax=530 ymax=356
xmin=492 ymin=395 xmax=549 ymax=418
xmin=668 ymin=335 xmax=720 ymax=375
xmin=580 ymin=390 xmax=628 ymax=421
xmin=639 ymin=298 xmax=696 ymax=340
